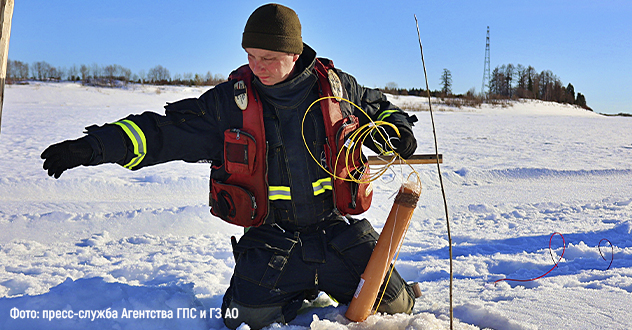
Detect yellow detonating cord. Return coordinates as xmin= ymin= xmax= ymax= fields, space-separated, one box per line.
xmin=301 ymin=96 xmax=422 ymax=315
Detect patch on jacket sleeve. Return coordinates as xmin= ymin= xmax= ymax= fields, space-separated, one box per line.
xmin=328 ymin=69 xmax=344 ymax=101
xmin=234 ymin=80 xmax=248 ymax=110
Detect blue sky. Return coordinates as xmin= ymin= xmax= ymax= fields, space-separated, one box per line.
xmin=8 ymin=0 xmax=632 ymax=114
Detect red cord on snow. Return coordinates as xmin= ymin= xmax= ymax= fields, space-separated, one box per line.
xmin=494 ymin=232 xmax=566 ymax=284
xmin=494 ymin=233 xmax=616 ymax=285
xmin=598 ymin=238 xmax=614 ymax=271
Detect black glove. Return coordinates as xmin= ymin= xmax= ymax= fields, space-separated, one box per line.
xmin=390 ymin=127 xmax=417 ymax=159
xmin=41 ymin=137 xmax=94 ymax=178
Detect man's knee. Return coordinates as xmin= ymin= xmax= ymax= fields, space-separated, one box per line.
xmin=375 ymin=281 xmax=415 ymax=315
xmin=372 ymin=268 xmax=417 ymax=315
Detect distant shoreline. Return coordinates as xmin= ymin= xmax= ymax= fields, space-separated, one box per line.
xmin=601 ymin=112 xmax=632 ymax=117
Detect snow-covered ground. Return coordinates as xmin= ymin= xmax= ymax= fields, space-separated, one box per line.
xmin=0 ymin=82 xmax=631 ymax=330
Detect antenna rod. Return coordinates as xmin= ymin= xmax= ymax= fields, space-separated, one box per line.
xmin=414 ymin=14 xmax=454 ymax=330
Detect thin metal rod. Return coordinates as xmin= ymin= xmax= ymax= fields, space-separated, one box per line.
xmin=414 ymin=14 xmax=454 ymax=330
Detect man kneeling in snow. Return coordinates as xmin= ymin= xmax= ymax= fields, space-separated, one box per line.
xmin=41 ymin=4 xmax=419 ymax=329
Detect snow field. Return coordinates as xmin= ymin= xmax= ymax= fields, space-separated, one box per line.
xmin=0 ymin=82 xmax=631 ymax=329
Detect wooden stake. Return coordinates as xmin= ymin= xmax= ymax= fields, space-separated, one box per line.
xmin=0 ymin=0 xmax=14 ymax=133
xmin=367 ymin=153 xmax=442 ymax=166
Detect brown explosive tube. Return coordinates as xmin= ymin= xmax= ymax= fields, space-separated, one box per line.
xmin=345 ymin=179 xmax=422 ymax=322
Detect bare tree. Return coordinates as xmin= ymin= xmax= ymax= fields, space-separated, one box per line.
xmin=515 ymin=64 xmax=530 ymax=98
xmin=91 ymin=63 xmax=102 ymax=79
xmin=527 ymin=66 xmax=538 ymax=99
xmin=31 ymin=61 xmax=44 ymax=80
xmin=538 ymin=70 xmax=558 ymax=101
xmin=101 ymin=64 xmax=131 ymax=85
xmin=56 ymin=65 xmax=66 ymax=80
xmin=120 ymin=66 xmax=131 ymax=83
xmin=147 ymin=65 xmax=170 ymax=83
xmin=32 ymin=61 xmax=60 ymax=80
xmin=172 ymin=72 xmax=182 ymax=84
xmin=183 ymin=72 xmax=193 ymax=85
xmin=213 ymin=73 xmax=225 ymax=84
xmin=7 ymin=59 xmax=28 ymax=81
xmin=48 ymin=66 xmax=61 ymax=80
xmin=103 ymin=64 xmax=116 ymax=80
xmin=68 ymin=64 xmax=79 ymax=81
xmin=80 ymin=64 xmax=89 ymax=81
xmin=194 ymin=73 xmax=204 ymax=86
xmin=138 ymin=69 xmax=146 ymax=84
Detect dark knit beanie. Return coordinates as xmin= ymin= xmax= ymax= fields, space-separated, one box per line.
xmin=242 ymin=4 xmax=303 ymax=54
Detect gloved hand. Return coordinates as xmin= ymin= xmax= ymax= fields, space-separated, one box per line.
xmin=389 ymin=127 xmax=417 ymax=159
xmin=41 ymin=137 xmax=94 ymax=178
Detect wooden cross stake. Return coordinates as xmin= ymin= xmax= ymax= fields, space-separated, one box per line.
xmin=367 ymin=153 xmax=443 ymax=166
xmin=0 ymin=0 xmax=14 ymax=133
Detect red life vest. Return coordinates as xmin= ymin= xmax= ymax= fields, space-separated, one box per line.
xmin=209 ymin=58 xmax=373 ymax=227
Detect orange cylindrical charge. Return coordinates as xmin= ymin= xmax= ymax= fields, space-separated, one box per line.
xmin=345 ymin=179 xmax=421 ymax=322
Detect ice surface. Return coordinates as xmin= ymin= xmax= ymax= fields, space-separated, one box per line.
xmin=0 ymin=82 xmax=631 ymax=329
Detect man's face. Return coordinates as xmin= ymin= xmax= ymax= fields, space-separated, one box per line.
xmin=245 ymin=48 xmax=300 ymax=86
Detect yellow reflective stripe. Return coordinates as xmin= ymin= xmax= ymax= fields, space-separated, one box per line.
xmin=269 ymin=186 xmax=291 ymax=200
xmin=377 ymin=109 xmax=398 ymax=122
xmin=113 ymin=119 xmax=147 ymax=169
xmin=312 ymin=177 xmax=332 ymax=196
xmin=269 ymin=178 xmax=333 ymax=200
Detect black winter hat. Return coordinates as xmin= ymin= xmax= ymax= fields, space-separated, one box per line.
xmin=242 ymin=3 xmax=303 ymax=55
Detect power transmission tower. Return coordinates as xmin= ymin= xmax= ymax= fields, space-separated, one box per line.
xmin=481 ymin=26 xmax=490 ymax=97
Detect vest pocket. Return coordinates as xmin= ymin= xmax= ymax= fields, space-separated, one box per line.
xmin=210 ymin=181 xmax=257 ymax=226
xmin=224 ymin=129 xmax=257 ymax=175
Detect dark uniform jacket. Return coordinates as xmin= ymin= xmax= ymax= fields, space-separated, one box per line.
xmin=83 ymin=44 xmax=417 ymax=229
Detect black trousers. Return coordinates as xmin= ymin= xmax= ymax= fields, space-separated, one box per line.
xmin=221 ymin=217 xmax=415 ymax=329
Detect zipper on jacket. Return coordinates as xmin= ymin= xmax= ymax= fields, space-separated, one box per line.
xmin=334 ymin=117 xmax=354 ymax=150
xmin=232 ymin=184 xmax=257 ymax=220
xmin=230 ymin=128 xmax=256 ymax=142
xmin=324 ymin=137 xmax=337 ymax=212
xmin=263 ymin=141 xmax=271 ymax=222
xmin=247 ymin=187 xmax=256 ymax=220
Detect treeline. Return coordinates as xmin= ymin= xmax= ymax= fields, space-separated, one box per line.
xmin=380 ymin=82 xmax=444 ymax=98
xmin=379 ymin=64 xmax=590 ymax=110
xmin=6 ymin=59 xmax=226 ymax=87
xmin=488 ymin=64 xmax=588 ymax=109
xmin=9 ymin=59 xmax=590 ymax=110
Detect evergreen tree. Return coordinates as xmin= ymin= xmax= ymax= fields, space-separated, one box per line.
xmin=565 ymin=83 xmax=575 ymax=104
xmin=505 ymin=64 xmax=514 ymax=97
xmin=440 ymin=69 xmax=452 ymax=95
xmin=576 ymin=93 xmax=587 ymax=108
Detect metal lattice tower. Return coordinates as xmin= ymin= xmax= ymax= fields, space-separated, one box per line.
xmin=481 ymin=26 xmax=490 ymax=96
